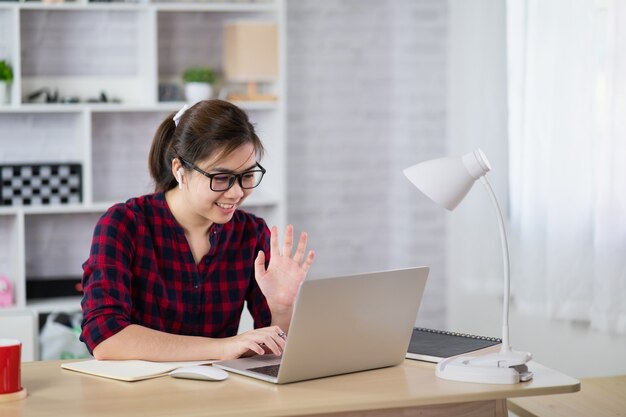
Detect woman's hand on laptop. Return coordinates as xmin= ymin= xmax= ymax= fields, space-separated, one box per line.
xmin=254 ymin=224 xmax=315 ymax=326
xmin=218 ymin=326 xmax=287 ymax=359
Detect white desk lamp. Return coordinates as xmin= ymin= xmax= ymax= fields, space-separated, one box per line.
xmin=403 ymin=149 xmax=533 ymax=384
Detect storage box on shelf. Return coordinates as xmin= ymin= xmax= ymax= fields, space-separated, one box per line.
xmin=0 ymin=1 xmax=286 ymax=350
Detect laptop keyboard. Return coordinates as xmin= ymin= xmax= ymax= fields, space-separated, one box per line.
xmin=248 ymin=364 xmax=281 ymax=378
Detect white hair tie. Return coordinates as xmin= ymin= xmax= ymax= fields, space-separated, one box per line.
xmin=173 ymin=104 xmax=189 ymax=127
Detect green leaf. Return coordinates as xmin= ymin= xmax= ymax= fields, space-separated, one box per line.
xmin=182 ymin=67 xmax=217 ymax=84
xmin=0 ymin=60 xmax=13 ymax=82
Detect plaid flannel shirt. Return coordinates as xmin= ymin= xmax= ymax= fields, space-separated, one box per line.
xmin=80 ymin=192 xmax=271 ymax=353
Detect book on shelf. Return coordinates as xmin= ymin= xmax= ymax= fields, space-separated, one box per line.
xmin=61 ymin=359 xmax=213 ymax=382
xmin=406 ymin=327 xmax=502 ymax=363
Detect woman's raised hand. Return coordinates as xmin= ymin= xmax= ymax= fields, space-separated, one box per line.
xmin=254 ymin=225 xmax=315 ymax=314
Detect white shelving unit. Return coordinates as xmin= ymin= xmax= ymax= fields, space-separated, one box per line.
xmin=0 ymin=0 xmax=286 ymax=343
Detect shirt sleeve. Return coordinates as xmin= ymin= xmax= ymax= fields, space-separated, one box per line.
xmin=246 ymin=217 xmax=272 ymax=329
xmin=80 ymin=205 xmax=137 ymax=354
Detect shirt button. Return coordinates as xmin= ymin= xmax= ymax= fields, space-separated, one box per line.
xmin=204 ymin=258 xmax=210 ymax=265
xmin=193 ymin=282 xmax=199 ymax=289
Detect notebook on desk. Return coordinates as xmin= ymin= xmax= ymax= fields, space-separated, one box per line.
xmin=213 ymin=267 xmax=429 ymax=384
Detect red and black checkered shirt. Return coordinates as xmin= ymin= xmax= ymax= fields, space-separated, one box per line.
xmin=80 ymin=192 xmax=272 ymax=354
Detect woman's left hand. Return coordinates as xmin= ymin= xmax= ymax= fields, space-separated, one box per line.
xmin=254 ymin=224 xmax=315 ymax=315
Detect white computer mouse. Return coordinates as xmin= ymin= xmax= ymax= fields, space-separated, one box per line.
xmin=169 ymin=365 xmax=229 ymax=381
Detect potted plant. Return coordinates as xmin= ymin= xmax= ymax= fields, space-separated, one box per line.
xmin=182 ymin=67 xmax=217 ymax=104
xmin=0 ymin=60 xmax=13 ymax=105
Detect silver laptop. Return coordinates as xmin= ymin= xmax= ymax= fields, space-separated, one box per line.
xmin=213 ymin=267 xmax=429 ymax=384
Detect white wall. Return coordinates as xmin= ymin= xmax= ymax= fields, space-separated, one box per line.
xmin=447 ymin=0 xmax=626 ymax=378
xmin=286 ymin=0 xmax=448 ymax=329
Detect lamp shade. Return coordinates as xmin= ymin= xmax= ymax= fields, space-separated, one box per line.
xmin=403 ymin=149 xmax=492 ymax=210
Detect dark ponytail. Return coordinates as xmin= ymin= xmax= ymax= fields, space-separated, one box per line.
xmin=148 ymin=112 xmax=178 ymax=192
xmin=148 ymin=99 xmax=264 ymax=192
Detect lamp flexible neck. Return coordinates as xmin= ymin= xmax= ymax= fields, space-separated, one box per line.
xmin=479 ymin=176 xmax=511 ymax=353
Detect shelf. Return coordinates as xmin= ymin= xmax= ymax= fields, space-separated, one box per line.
xmin=0 ymin=195 xmax=277 ymax=216
xmin=27 ymin=296 xmax=82 ymax=314
xmin=0 ymin=0 xmax=286 ymax=359
xmin=2 ymin=101 xmax=279 ymax=112
xmin=0 ymin=203 xmax=110 ymax=216
xmin=148 ymin=2 xmax=277 ymax=13
xmin=0 ymin=104 xmax=86 ymax=113
xmin=1 ymin=1 xmax=277 ymax=13
xmin=0 ymin=207 xmax=20 ymax=216
xmin=91 ymin=100 xmax=280 ymax=112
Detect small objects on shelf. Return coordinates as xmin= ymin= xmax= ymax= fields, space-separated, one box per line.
xmin=0 ymin=163 xmax=82 ymax=206
xmin=158 ymin=83 xmax=181 ymax=102
xmin=0 ymin=275 xmax=13 ymax=307
xmin=24 ymin=89 xmax=121 ymax=104
xmin=26 ymin=277 xmax=83 ymax=300
xmin=85 ymin=91 xmax=121 ymax=104
xmin=25 ymin=88 xmax=59 ymax=104
xmin=0 ymin=60 xmax=13 ymax=105
xmin=182 ymin=67 xmax=218 ymax=104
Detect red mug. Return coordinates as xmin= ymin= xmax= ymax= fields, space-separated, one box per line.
xmin=0 ymin=339 xmax=21 ymax=395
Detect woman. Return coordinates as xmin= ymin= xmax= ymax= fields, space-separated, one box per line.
xmin=80 ymin=99 xmax=315 ymax=361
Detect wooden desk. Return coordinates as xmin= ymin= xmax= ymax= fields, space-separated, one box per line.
xmin=1 ymin=360 xmax=579 ymax=417
xmin=508 ymin=375 xmax=626 ymax=417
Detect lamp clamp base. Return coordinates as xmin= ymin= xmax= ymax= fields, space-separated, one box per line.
xmin=436 ymin=350 xmax=533 ymax=384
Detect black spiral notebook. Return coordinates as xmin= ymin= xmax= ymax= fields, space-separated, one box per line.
xmin=406 ymin=327 xmax=502 ymax=363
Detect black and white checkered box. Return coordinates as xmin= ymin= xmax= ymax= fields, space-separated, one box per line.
xmin=0 ymin=163 xmax=82 ymax=206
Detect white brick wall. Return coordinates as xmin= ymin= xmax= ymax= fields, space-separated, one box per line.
xmin=21 ymin=11 xmax=139 ymax=77
xmin=286 ymin=0 xmax=447 ymax=328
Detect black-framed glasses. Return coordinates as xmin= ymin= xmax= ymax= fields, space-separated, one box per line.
xmin=180 ymin=158 xmax=266 ymax=192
